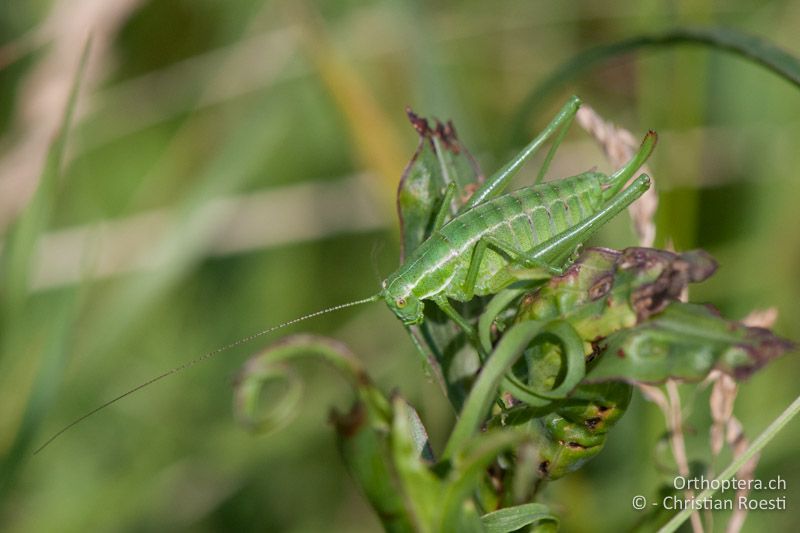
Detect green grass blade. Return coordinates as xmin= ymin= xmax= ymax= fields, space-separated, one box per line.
xmin=0 ymin=38 xmax=91 ymax=496
xmin=0 ymin=293 xmax=81 ymax=495
xmin=0 ymin=38 xmax=90 ymax=314
xmin=512 ymin=27 xmax=800 ymax=140
xmin=657 ymin=393 xmax=800 ymax=533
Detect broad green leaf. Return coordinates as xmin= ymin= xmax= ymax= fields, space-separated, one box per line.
xmin=587 ymin=303 xmax=794 ymax=384
xmin=515 ymin=247 xmax=717 ymax=343
xmin=481 ymin=503 xmax=558 ymax=533
xmin=404 ymin=401 xmax=435 ymax=462
xmin=475 ymin=247 xmax=716 ymax=482
xmin=390 ymin=396 xmax=444 ymax=532
xmin=508 ymin=247 xmax=715 ymax=408
xmin=489 ymin=247 xmax=714 ymax=419
xmin=486 ymin=382 xmax=633 ymax=481
xmin=333 ymin=398 xmax=414 ymax=533
xmin=550 ymin=382 xmax=632 ymax=433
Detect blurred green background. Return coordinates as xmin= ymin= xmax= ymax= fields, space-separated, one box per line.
xmin=0 ymin=0 xmax=798 ymax=531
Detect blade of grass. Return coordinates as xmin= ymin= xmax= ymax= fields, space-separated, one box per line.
xmin=0 ymin=37 xmax=91 ymax=496
xmin=0 ymin=290 xmax=82 ymax=495
xmin=512 ymin=27 xmax=800 ymax=141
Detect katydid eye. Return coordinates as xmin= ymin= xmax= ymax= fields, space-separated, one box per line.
xmin=396 ymin=298 xmax=407 ymax=308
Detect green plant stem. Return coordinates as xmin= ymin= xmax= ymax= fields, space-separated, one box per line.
xmin=512 ymin=27 xmax=800 ymax=141
xmin=658 ymin=394 xmax=800 ymax=533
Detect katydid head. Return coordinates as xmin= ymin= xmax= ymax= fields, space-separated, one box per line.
xmin=383 ymin=289 xmax=424 ymax=325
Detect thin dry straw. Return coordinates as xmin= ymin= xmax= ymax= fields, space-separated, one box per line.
xmin=33 ymin=293 xmax=381 ymax=454
xmin=658 ymin=394 xmax=800 ymax=533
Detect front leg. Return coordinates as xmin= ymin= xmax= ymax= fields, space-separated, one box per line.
xmin=432 ymin=295 xmax=484 ymax=356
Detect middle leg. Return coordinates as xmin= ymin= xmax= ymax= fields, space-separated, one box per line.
xmin=461 ymin=236 xmax=566 ymax=301
xmin=432 ymin=295 xmax=485 ymax=357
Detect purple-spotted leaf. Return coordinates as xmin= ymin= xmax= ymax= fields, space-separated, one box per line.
xmin=587 ymin=303 xmax=795 ymax=384
xmin=510 ymin=247 xmax=718 ymax=398
xmin=515 ymin=247 xmax=718 ymax=342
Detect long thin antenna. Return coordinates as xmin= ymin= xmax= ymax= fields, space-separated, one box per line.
xmin=34 ymin=293 xmax=382 ymax=455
